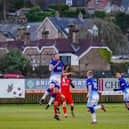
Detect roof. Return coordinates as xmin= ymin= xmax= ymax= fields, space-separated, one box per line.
xmin=0 ymin=22 xmax=41 ymax=41
xmin=49 ymin=17 xmax=90 ymax=36
xmin=0 ymin=39 xmax=107 ymax=56
xmin=0 ymin=31 xmax=15 ymax=39
xmin=121 ymin=0 xmax=129 ymax=9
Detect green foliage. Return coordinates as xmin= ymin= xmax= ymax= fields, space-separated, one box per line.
xmin=48 ymin=4 xmax=69 ymax=12
xmin=99 ymin=48 xmax=112 ymax=62
xmin=114 ymin=12 xmax=129 ymax=33
xmin=6 ymin=0 xmax=33 ymax=12
xmin=93 ymin=11 xmax=106 ymax=19
xmin=0 ymin=49 xmax=30 ymax=74
xmin=61 ymin=10 xmax=77 ymax=17
xmin=111 ymin=62 xmax=129 ymax=73
xmin=25 ymin=6 xmax=55 ymax=22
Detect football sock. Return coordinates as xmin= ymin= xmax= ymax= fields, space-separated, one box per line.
xmin=94 ymin=105 xmax=101 ymax=110
xmin=71 ymin=105 xmax=74 ymax=112
xmin=48 ymin=93 xmax=56 ymax=105
xmin=54 ymin=105 xmax=58 ymax=115
xmin=41 ymin=88 xmax=51 ymax=100
xmin=63 ymin=106 xmax=67 ymax=115
xmin=91 ymin=112 xmax=96 ymax=122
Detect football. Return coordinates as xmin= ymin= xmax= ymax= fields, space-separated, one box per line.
xmin=12 ymin=87 xmax=23 ymax=97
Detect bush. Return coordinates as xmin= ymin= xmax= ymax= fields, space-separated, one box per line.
xmin=99 ymin=48 xmax=112 ymax=62
xmin=93 ymin=11 xmax=106 ymax=19
xmin=48 ymin=4 xmax=69 ymax=12
xmin=0 ymin=49 xmax=30 ymax=74
xmin=111 ymin=63 xmax=129 ymax=73
xmin=26 ymin=6 xmax=55 ymax=22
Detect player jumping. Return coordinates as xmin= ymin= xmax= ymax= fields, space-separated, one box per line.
xmin=86 ymin=71 xmax=106 ymax=124
xmin=61 ymin=65 xmax=75 ymax=118
xmin=114 ymin=72 xmax=129 ymax=110
xmin=39 ymin=53 xmax=64 ymax=109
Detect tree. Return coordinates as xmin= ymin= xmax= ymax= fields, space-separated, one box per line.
xmin=78 ymin=18 xmax=129 ymax=54
xmin=93 ymin=11 xmax=106 ymax=19
xmin=25 ymin=6 xmax=55 ymax=22
xmin=0 ymin=49 xmax=30 ymax=74
xmin=114 ymin=12 xmax=129 ymax=34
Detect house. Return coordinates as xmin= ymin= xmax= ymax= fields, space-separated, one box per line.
xmin=120 ymin=0 xmax=129 ymax=14
xmin=37 ymin=16 xmax=90 ymax=39
xmin=7 ymin=8 xmax=30 ymax=23
xmin=86 ymin=0 xmax=128 ymax=14
xmin=0 ymin=16 xmax=90 ymax=41
xmin=0 ymin=31 xmax=15 ymax=42
xmin=0 ymin=22 xmax=41 ymax=41
xmin=87 ymin=0 xmax=109 ymax=14
xmin=0 ymin=38 xmax=111 ymax=72
xmin=30 ymin=0 xmax=86 ymax=7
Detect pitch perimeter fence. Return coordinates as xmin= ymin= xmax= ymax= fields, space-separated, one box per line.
xmin=0 ymin=78 xmax=128 ymax=104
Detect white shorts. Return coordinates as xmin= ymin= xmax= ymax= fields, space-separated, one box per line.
xmin=87 ymin=92 xmax=99 ymax=107
xmin=123 ymin=89 xmax=129 ymax=103
xmin=49 ymin=74 xmax=61 ymax=87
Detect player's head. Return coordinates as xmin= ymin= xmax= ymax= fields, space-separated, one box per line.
xmin=53 ymin=53 xmax=60 ymax=61
xmin=87 ymin=70 xmax=94 ymax=78
xmin=116 ymin=72 xmax=121 ymax=79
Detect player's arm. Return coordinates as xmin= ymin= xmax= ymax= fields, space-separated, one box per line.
xmin=49 ymin=61 xmax=60 ymax=72
xmin=70 ymin=79 xmax=75 ymax=88
xmin=87 ymin=84 xmax=92 ymax=98
xmin=113 ymin=87 xmax=122 ymax=91
xmin=114 ymin=81 xmax=125 ymax=91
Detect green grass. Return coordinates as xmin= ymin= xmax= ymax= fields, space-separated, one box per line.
xmin=0 ymin=104 xmax=129 ymax=129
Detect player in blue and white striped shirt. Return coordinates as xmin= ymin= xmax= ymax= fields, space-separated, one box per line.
xmin=86 ymin=71 xmax=106 ymax=124
xmin=114 ymin=72 xmax=129 ymax=110
xmin=39 ymin=53 xmax=64 ymax=109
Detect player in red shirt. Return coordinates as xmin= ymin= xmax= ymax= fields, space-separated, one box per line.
xmin=61 ymin=65 xmax=75 ymax=118
xmin=53 ymin=91 xmax=65 ymax=120
xmin=49 ymin=89 xmax=64 ymax=120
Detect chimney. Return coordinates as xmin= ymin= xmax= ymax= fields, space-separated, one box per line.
xmin=56 ymin=10 xmax=60 ymax=18
xmin=17 ymin=27 xmax=26 ymax=41
xmin=24 ymin=31 xmax=30 ymax=46
xmin=68 ymin=24 xmax=79 ymax=43
xmin=78 ymin=12 xmax=83 ymax=20
xmin=72 ymin=28 xmax=79 ymax=46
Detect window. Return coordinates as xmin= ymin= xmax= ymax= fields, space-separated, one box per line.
xmin=60 ymin=56 xmax=71 ymax=65
xmin=66 ymin=0 xmax=72 ymax=6
xmin=96 ymin=0 xmax=99 ymax=4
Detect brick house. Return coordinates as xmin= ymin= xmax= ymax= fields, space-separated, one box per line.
xmin=86 ymin=0 xmax=109 ymax=13
xmin=37 ymin=16 xmax=89 ymax=39
xmin=0 ymin=16 xmax=89 ymax=41
xmin=0 ymin=38 xmax=111 ymax=72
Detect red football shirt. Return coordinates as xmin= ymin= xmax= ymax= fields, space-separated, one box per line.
xmin=61 ymin=77 xmax=71 ymax=95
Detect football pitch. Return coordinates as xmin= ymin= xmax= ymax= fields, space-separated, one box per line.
xmin=0 ymin=104 xmax=128 ymax=129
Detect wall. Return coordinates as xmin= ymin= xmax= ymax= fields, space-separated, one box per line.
xmin=0 ymin=94 xmax=123 ymax=104
xmin=79 ymin=48 xmax=110 ymax=71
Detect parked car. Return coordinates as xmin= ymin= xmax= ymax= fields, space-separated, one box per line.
xmin=3 ymin=73 xmax=24 ymax=78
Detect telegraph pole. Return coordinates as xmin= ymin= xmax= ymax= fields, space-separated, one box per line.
xmin=3 ymin=0 xmax=7 ymax=21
